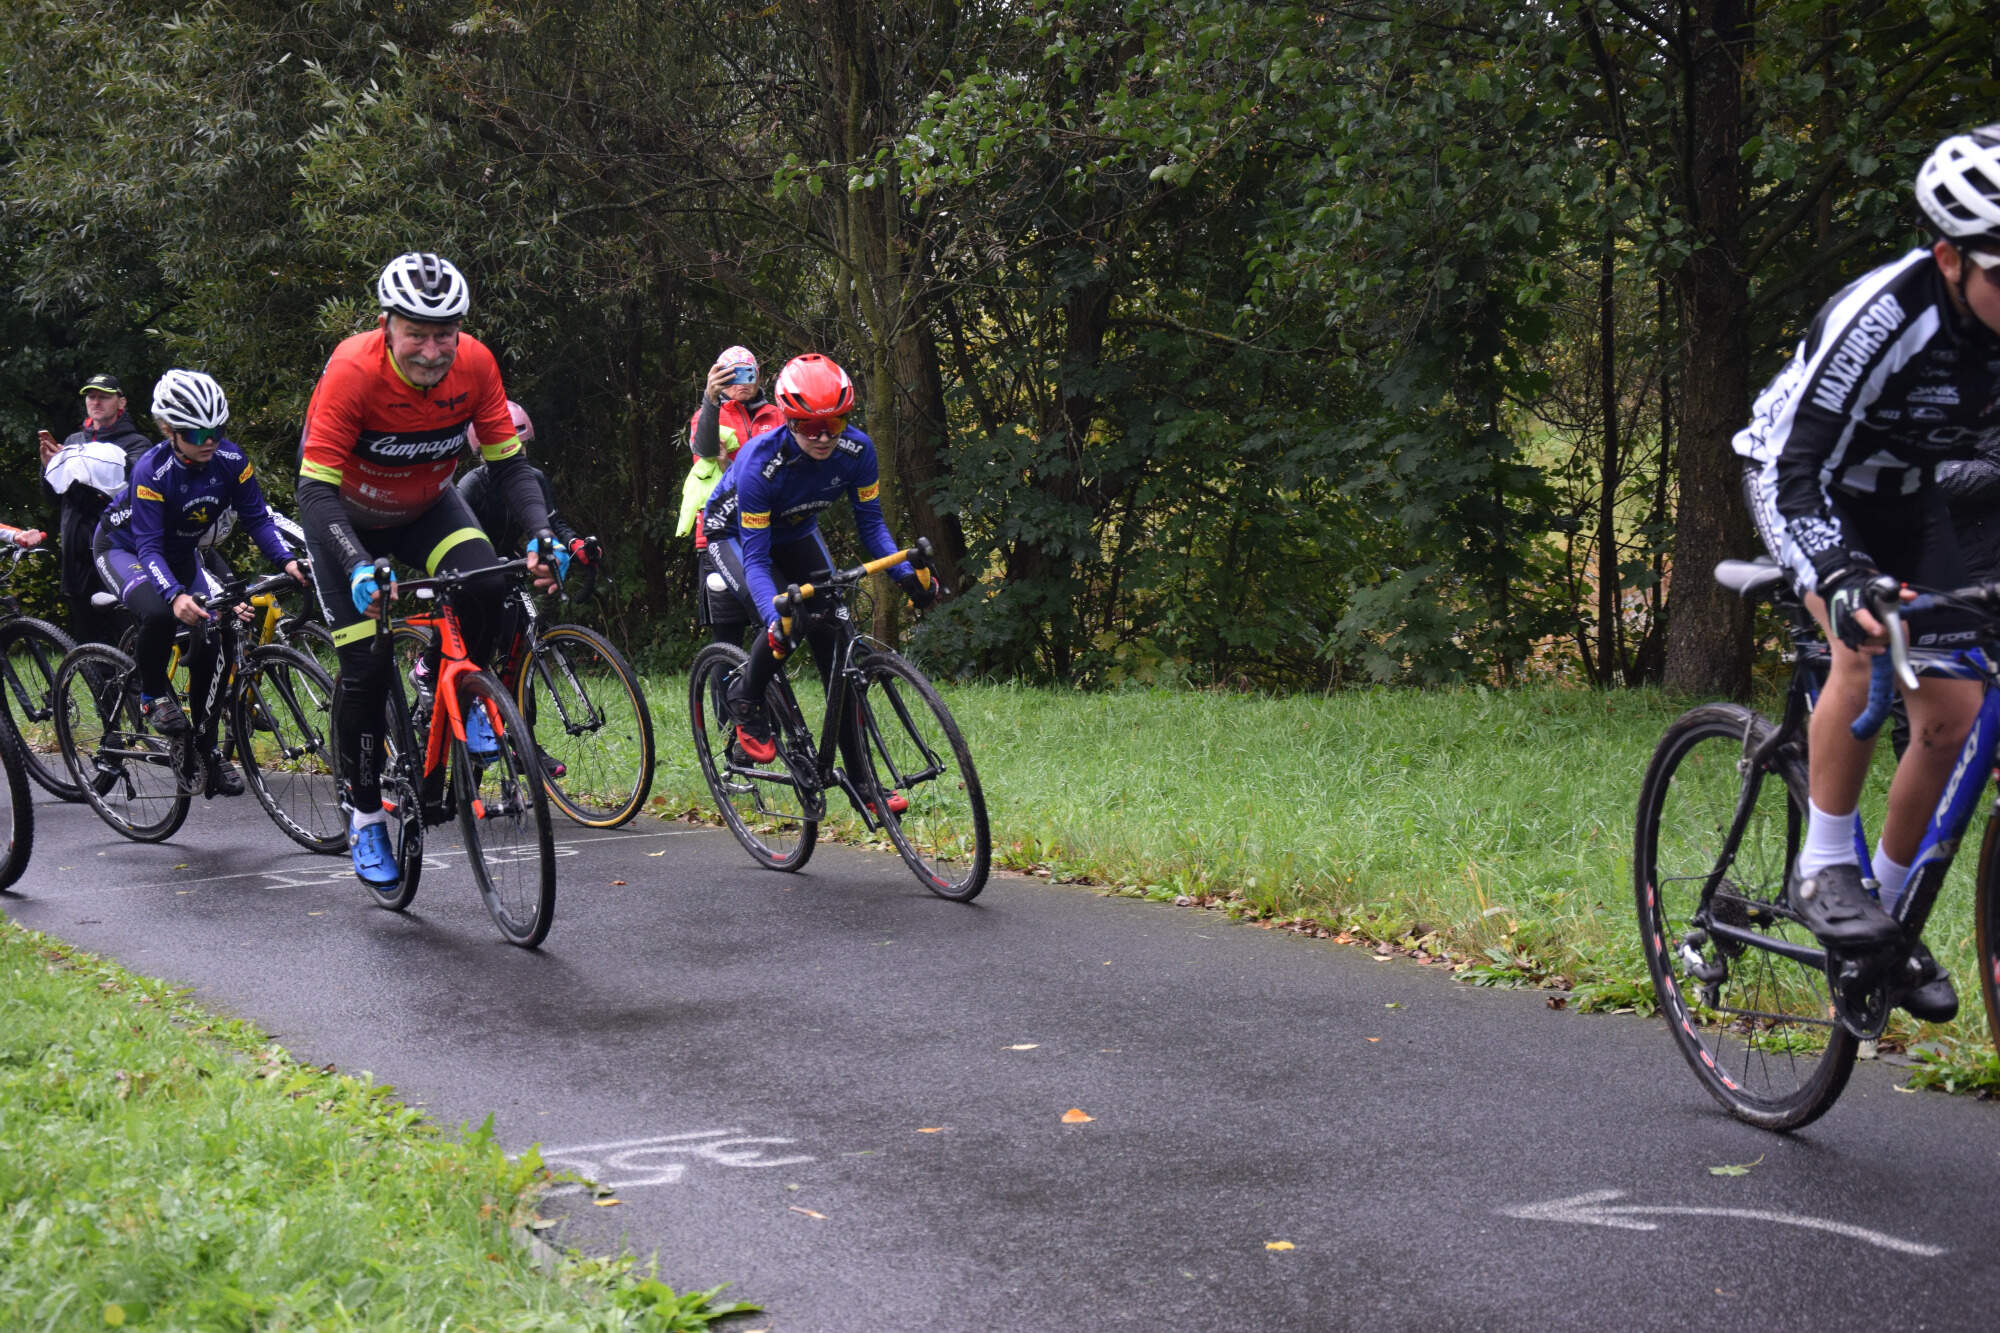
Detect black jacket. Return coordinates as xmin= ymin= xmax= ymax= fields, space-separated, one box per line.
xmin=46 ymin=411 xmax=149 ymax=599
xmin=1939 ymin=445 xmax=2000 ymax=583
xmin=456 ymin=462 xmax=579 ymax=557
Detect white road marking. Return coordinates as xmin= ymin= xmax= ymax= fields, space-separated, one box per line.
xmin=536 ymin=1129 xmax=816 ymax=1195
xmin=39 ymin=826 xmax=705 ymax=894
xmin=1501 ymin=1190 xmax=1946 ymax=1257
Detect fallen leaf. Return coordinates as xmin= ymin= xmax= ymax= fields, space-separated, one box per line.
xmin=610 ymin=880 xmax=626 ymax=886
xmin=1546 ymin=995 xmax=1568 ymax=1010
xmin=307 ymin=912 xmax=324 ymax=917
xmin=648 ymin=850 xmax=667 ymax=857
xmin=593 ymin=1198 xmax=621 ymax=1207
xmin=1265 ymin=1241 xmax=1295 ymax=1252
xmin=1005 ymin=1043 xmax=1039 ymax=1051
xmin=1707 ymin=1154 xmax=1763 ymax=1177
xmin=173 ymin=863 xmax=188 ymax=870
xmin=1366 ymin=1037 xmax=1380 ymax=1043
xmin=789 ymin=1206 xmax=827 ymax=1219
xmin=916 ymin=1127 xmax=946 ymax=1133
xmin=1061 ymin=1108 xmax=1094 ymax=1124
xmin=1385 ymin=1003 xmax=1402 ymax=1009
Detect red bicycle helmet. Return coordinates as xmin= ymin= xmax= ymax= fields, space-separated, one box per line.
xmin=772 ymin=354 xmax=855 ymax=421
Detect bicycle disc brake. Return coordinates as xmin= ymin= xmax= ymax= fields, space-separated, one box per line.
xmin=1825 ymin=945 xmax=1895 ymax=1041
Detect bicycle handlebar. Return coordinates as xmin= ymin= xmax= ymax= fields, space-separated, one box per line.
xmin=1850 ymin=577 xmax=2000 ymax=739
xmin=770 ymin=538 xmax=932 ymax=644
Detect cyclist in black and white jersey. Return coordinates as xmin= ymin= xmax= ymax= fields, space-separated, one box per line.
xmin=1733 ymin=126 xmax=2000 ymax=1020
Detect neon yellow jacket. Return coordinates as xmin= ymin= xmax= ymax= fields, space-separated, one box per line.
xmin=676 ymin=425 xmax=738 ymax=539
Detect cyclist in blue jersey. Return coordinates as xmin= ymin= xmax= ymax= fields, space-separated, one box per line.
xmin=94 ymin=370 xmax=305 ymax=795
xmin=1732 ymin=126 xmax=2000 ymax=1019
xmin=700 ymin=353 xmax=935 ymax=808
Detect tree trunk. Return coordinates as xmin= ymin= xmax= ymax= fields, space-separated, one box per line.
xmin=1662 ymin=0 xmax=1754 ymax=698
xmin=1596 ymin=193 xmax=1620 ymax=687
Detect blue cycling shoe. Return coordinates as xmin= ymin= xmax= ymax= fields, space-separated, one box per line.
xmin=349 ymin=818 xmax=399 ymax=888
xmin=462 ymin=705 xmax=501 ymax=760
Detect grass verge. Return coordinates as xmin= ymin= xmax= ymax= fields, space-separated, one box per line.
xmin=0 ymin=918 xmax=758 ymax=1330
xmin=643 ymin=672 xmax=1999 ymax=1093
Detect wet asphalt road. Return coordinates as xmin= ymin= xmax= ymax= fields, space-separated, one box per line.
xmin=7 ymin=789 xmax=2000 ymax=1331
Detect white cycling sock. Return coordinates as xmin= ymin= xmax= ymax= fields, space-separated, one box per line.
xmin=1873 ymin=843 xmax=1913 ymax=914
xmin=1796 ymin=800 xmax=1859 ymax=878
xmin=350 ymin=807 xmax=389 ymax=830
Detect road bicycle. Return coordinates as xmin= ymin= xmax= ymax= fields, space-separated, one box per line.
xmin=1634 ymin=557 xmax=2000 ymax=1129
xmin=0 ymin=680 xmax=35 ymax=890
xmin=51 ymin=569 xmax=341 ymax=848
xmin=341 ymin=555 xmax=556 ymax=948
xmin=404 ymin=544 xmax=653 ymax=829
xmin=687 ymin=541 xmax=990 ymax=901
xmin=0 ymin=545 xmax=84 ymax=800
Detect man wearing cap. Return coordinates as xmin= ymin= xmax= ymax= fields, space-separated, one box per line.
xmin=36 ymin=373 xmax=151 ymax=643
xmin=682 ymin=346 xmax=785 ymax=647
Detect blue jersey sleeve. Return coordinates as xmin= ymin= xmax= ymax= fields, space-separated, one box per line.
xmin=736 ymin=462 xmax=782 ymax=624
xmin=127 ymin=472 xmax=184 ymax=600
xmin=843 ymin=434 xmax=913 ymax=581
xmin=225 ymin=454 xmax=294 ymax=566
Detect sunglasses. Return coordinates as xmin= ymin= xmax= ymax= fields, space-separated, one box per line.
xmin=179 ymin=427 xmax=219 ymax=447
xmin=792 ymin=416 xmax=847 ymax=440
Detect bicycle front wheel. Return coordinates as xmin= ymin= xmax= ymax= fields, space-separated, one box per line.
xmin=688 ymin=642 xmax=818 ymax=872
xmin=1634 ymin=702 xmax=1855 ymax=1130
xmin=235 ymin=645 xmax=344 ymax=853
xmin=54 ymin=644 xmax=191 ymax=843
xmin=451 ymin=668 xmax=555 ymax=947
xmin=856 ymin=650 xmax=990 ymax=901
xmin=519 ymin=624 xmax=655 ymax=828
xmin=0 ymin=705 xmax=35 ymax=889
xmin=0 ymin=616 xmax=83 ymax=800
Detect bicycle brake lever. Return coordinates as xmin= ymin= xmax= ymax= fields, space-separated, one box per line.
xmin=1868 ymin=575 xmax=1918 ymax=693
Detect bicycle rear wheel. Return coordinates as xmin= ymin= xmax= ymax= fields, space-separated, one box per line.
xmin=1634 ymin=702 xmax=1855 ymax=1130
xmin=54 ymin=644 xmax=191 ymax=843
xmin=519 ymin=623 xmax=655 ymax=828
xmin=856 ymin=650 xmax=989 ymax=901
xmin=0 ymin=705 xmax=34 ymax=889
xmin=451 ymin=668 xmax=555 ymax=947
xmin=235 ymin=644 xmax=343 ymax=853
xmin=0 ymin=616 xmax=83 ymax=800
xmin=688 ymin=642 xmax=818 ymax=872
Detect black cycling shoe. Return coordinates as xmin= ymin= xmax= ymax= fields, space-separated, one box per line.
xmin=1898 ymin=940 xmax=1959 ymax=1023
xmin=202 ymin=750 xmax=244 ymax=798
xmin=1790 ymin=863 xmax=1901 ymax=949
xmin=141 ymin=694 xmax=191 ymax=735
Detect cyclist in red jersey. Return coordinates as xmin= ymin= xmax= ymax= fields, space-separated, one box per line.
xmin=296 ymin=252 xmax=562 ymax=890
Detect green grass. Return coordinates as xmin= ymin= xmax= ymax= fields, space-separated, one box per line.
xmin=0 ymin=921 xmax=758 ymax=1331
xmin=645 ymin=671 xmax=1997 ymax=1086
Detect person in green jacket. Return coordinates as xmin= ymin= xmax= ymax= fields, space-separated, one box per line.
xmin=684 ymin=345 xmax=784 ymax=646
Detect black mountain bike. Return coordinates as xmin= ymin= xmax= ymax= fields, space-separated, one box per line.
xmin=52 ymin=569 xmax=340 ymax=847
xmin=687 ymin=541 xmax=990 ymax=901
xmin=0 ymin=545 xmax=84 ymax=800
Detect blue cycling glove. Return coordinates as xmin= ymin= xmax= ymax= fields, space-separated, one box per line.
xmin=534 ymin=530 xmax=570 ymax=581
xmin=349 ymin=562 xmax=383 ymax=617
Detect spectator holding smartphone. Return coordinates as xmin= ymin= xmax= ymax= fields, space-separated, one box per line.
xmin=37 ymin=372 xmax=150 ymax=643
xmin=680 ymin=345 xmax=785 ymax=646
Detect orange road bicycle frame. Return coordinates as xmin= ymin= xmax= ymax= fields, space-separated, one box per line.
xmin=398 ymin=600 xmax=505 ymax=798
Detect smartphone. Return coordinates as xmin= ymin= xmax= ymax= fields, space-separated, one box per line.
xmin=731 ymin=365 xmax=755 ymax=385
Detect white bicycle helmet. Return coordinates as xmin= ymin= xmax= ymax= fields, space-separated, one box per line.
xmin=376 ymin=251 xmax=471 ymax=321
xmin=150 ymin=369 xmax=229 ymax=432
xmin=1916 ymin=126 xmax=2000 ymax=248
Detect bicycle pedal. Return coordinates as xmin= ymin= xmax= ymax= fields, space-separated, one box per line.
xmin=1826 ymin=947 xmax=1895 ymax=1041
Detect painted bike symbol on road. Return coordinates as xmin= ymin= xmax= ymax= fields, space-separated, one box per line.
xmin=538 ymin=1129 xmax=816 ymax=1195
xmin=1501 ymin=1190 xmax=1945 ymax=1257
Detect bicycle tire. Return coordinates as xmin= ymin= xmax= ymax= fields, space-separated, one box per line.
xmin=856 ymin=649 xmax=990 ymax=901
xmin=0 ymin=703 xmax=35 ymax=890
xmin=451 ymin=668 xmax=555 ymax=947
xmin=1971 ymin=800 xmax=2000 ymax=1059
xmin=235 ymin=644 xmax=344 ymax=853
xmin=518 ymin=623 xmax=655 ymax=828
xmin=1634 ymin=702 xmax=1856 ymax=1130
xmin=330 ymin=671 xmax=425 ymax=911
xmin=280 ymin=617 xmax=340 ymax=680
xmin=688 ymin=642 xmax=818 ymax=872
xmin=0 ymin=616 xmax=83 ymax=800
xmin=54 ymin=643 xmax=191 ymax=843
